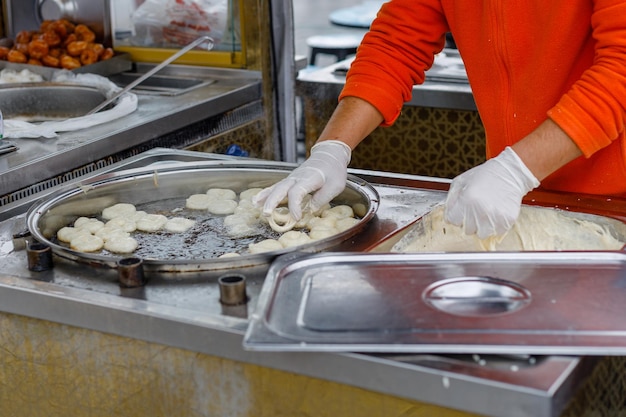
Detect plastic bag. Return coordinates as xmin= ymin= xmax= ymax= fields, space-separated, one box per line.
xmin=130 ymin=0 xmax=228 ymax=47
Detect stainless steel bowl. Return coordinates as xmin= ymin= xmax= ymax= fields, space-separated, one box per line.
xmin=0 ymin=83 xmax=106 ymax=121
xmin=26 ymin=160 xmax=380 ymax=272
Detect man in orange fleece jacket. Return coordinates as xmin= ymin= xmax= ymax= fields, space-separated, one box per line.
xmin=256 ymin=0 xmax=626 ymax=238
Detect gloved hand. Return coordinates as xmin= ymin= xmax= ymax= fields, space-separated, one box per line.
xmin=444 ymin=146 xmax=540 ymax=239
xmin=253 ymin=140 xmax=352 ymax=220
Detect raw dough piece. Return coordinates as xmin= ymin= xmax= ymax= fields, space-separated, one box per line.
xmin=248 ymin=239 xmax=283 ymax=254
xmin=392 ymin=205 xmax=626 ymax=253
xmin=206 ymin=188 xmax=237 ymax=200
xmin=57 ymin=226 xmax=90 ymax=243
xmin=278 ymin=231 xmax=312 ymax=248
xmin=70 ymin=234 xmax=104 ymax=252
xmin=164 ymin=217 xmax=195 ymax=233
xmin=322 ymin=205 xmax=354 ymax=220
xmin=136 ymin=214 xmax=168 ymax=232
xmin=207 ymin=199 xmax=238 ymax=215
xmin=186 ymin=194 xmax=211 ymax=210
xmin=105 ymin=217 xmax=137 ymax=232
xmin=101 ymin=203 xmax=137 ymax=220
xmin=74 ymin=217 xmax=105 ymax=234
xmin=336 ymin=217 xmax=360 ymax=232
xmin=104 ymin=236 xmax=139 ymax=254
xmin=95 ymin=227 xmax=131 ymax=242
xmin=239 ymin=188 xmax=263 ymax=201
xmin=309 ymin=227 xmax=338 ymax=240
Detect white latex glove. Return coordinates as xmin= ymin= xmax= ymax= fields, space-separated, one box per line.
xmin=253 ymin=140 xmax=352 ymax=220
xmin=444 ymin=146 xmax=540 ymax=239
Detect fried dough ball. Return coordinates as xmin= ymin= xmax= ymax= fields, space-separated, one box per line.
xmin=40 ymin=30 xmax=62 ymax=47
xmin=87 ymin=42 xmax=104 ymax=57
xmin=41 ymin=54 xmax=60 ymax=68
xmin=101 ymin=47 xmax=114 ymax=60
xmin=63 ymin=33 xmax=77 ymax=47
xmin=27 ymin=58 xmax=42 ymax=66
xmin=60 ymin=55 xmax=81 ymax=70
xmin=80 ymin=48 xmax=98 ymax=65
xmin=66 ymin=40 xmax=87 ymax=56
xmin=0 ymin=47 xmax=9 ymax=60
xmin=7 ymin=49 xmax=27 ymax=63
xmin=75 ymin=24 xmax=96 ymax=43
xmin=27 ymin=39 xmax=49 ymax=59
xmin=14 ymin=43 xmax=28 ymax=54
xmin=15 ymin=30 xmax=32 ymax=44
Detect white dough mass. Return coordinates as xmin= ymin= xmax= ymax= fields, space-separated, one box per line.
xmin=164 ymin=217 xmax=196 ymax=233
xmin=392 ymin=205 xmax=626 ymax=253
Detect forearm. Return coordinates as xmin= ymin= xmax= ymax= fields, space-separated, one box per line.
xmin=317 ymin=96 xmax=384 ymax=150
xmin=511 ymin=119 xmax=582 ymax=182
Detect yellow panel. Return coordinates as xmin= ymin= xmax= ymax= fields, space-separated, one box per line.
xmin=0 ymin=312 xmax=481 ymax=417
xmin=114 ymin=46 xmax=246 ymax=68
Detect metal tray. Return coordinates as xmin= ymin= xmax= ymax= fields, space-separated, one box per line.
xmin=244 ymin=251 xmax=626 ymax=355
xmin=26 ymin=160 xmax=379 ymax=273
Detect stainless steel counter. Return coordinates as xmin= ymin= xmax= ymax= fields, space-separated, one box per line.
xmin=297 ymin=52 xmax=476 ymax=111
xmin=0 ymin=64 xmax=262 ymax=211
xmin=0 ymin=148 xmax=595 ymax=417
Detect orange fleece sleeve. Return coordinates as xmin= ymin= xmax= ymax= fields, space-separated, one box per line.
xmin=339 ymin=0 xmax=448 ymax=126
xmin=548 ymin=0 xmax=626 ymax=158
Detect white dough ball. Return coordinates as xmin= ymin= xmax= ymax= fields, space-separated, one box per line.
xmin=186 ymin=194 xmax=211 ymax=210
xmin=322 ymin=205 xmax=354 ymax=220
xmin=336 ymin=217 xmax=360 ymax=232
xmin=57 ymin=226 xmax=90 ymax=243
xmin=105 ymin=217 xmax=137 ymax=232
xmin=70 ymin=234 xmax=104 ymax=252
xmin=206 ymin=188 xmax=237 ymax=200
xmin=207 ymin=199 xmax=238 ymax=215
xmin=164 ymin=217 xmax=195 ymax=233
xmin=104 ymin=236 xmax=139 ymax=254
xmin=136 ymin=214 xmax=168 ymax=232
xmin=309 ymin=227 xmax=339 ymax=240
xmin=239 ymin=188 xmax=263 ymax=201
xmin=248 ymin=239 xmax=283 ymax=254
xmin=74 ymin=217 xmax=105 ymax=234
xmin=95 ymin=227 xmax=131 ymax=242
xmin=278 ymin=231 xmax=312 ymax=248
xmin=101 ymin=203 xmax=137 ymax=220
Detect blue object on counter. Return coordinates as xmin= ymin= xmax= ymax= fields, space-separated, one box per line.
xmin=225 ymin=144 xmax=249 ymax=157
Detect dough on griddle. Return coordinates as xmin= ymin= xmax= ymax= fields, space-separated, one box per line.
xmin=70 ymin=234 xmax=104 ymax=252
xmin=207 ymin=199 xmax=238 ymax=215
xmin=239 ymin=188 xmax=263 ymax=201
xmin=224 ymin=213 xmax=258 ymax=238
xmin=136 ymin=214 xmax=168 ymax=232
xmin=248 ymin=239 xmax=283 ymax=254
xmin=309 ymin=227 xmax=338 ymax=241
xmin=95 ymin=227 xmax=131 ymax=242
xmin=164 ymin=217 xmax=195 ymax=233
xmin=101 ymin=203 xmax=137 ymax=220
xmin=74 ymin=217 xmax=105 ymax=234
xmin=392 ymin=205 xmax=626 ymax=252
xmin=105 ymin=217 xmax=137 ymax=232
xmin=278 ymin=231 xmax=312 ymax=248
xmin=57 ymin=226 xmax=90 ymax=243
xmin=322 ymin=205 xmax=354 ymax=219
xmin=206 ymin=188 xmax=237 ymax=200
xmin=186 ymin=194 xmax=211 ymax=210
xmin=104 ymin=236 xmax=139 ymax=254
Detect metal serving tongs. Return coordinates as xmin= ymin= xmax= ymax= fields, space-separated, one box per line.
xmin=85 ymin=35 xmax=215 ymax=116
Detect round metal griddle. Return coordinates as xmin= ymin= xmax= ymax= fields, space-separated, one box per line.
xmin=26 ymin=160 xmax=380 ymax=272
